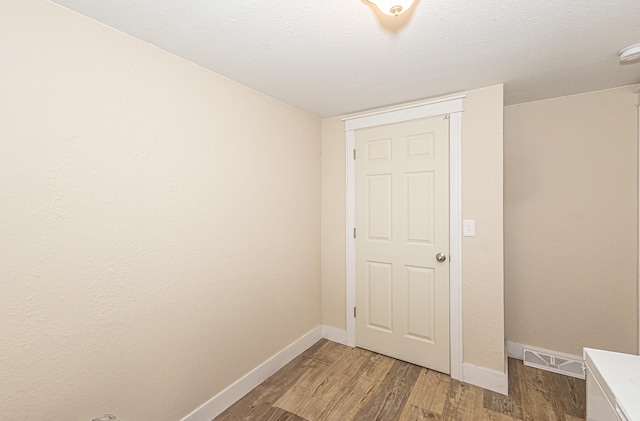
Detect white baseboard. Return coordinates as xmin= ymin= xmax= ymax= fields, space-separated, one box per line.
xmin=462 ymin=362 xmax=508 ymax=395
xmin=181 ymin=326 xmax=323 ymax=421
xmin=506 ymin=340 xmax=525 ymax=360
xmin=322 ymin=325 xmax=347 ymax=345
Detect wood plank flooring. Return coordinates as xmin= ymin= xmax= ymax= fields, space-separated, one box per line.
xmin=216 ymin=340 xmax=585 ymax=421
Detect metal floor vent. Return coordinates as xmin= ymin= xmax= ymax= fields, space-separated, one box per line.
xmin=523 ymin=349 xmax=585 ymax=379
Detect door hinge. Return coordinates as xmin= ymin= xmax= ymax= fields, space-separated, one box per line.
xmin=354 ymin=307 xmax=357 ymax=318
xmin=353 ymin=149 xmax=356 ymax=160
xmin=353 ymin=227 xmax=356 ymax=238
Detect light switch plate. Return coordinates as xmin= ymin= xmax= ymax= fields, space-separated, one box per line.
xmin=463 ymin=219 xmax=476 ymax=237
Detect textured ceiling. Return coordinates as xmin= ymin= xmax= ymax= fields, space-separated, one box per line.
xmin=51 ymin=0 xmax=640 ymax=118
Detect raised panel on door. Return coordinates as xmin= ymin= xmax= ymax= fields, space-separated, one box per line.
xmin=366 ymin=261 xmax=393 ymax=332
xmin=406 ymin=171 xmax=434 ymax=244
xmin=367 ymin=174 xmax=392 ymax=242
xmin=405 ymin=265 xmax=435 ymax=342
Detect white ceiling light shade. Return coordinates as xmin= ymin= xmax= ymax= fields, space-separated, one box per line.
xmin=618 ymin=43 xmax=640 ymax=62
xmin=367 ymin=0 xmax=416 ymax=16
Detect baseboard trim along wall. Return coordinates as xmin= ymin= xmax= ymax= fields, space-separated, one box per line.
xmin=321 ymin=325 xmax=347 ymax=345
xmin=180 ymin=326 xmax=323 ymax=421
xmin=462 ymin=362 xmax=509 ymax=395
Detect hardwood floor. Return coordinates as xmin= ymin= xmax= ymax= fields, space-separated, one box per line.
xmin=216 ymin=339 xmax=586 ymax=421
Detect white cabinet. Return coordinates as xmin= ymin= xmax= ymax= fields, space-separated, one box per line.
xmin=586 ymin=363 xmax=623 ymax=420
xmin=584 ymin=348 xmax=640 ymax=421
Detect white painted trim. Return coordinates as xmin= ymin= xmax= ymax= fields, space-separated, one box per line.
xmin=346 ymin=130 xmax=356 ymax=348
xmin=344 ymin=97 xmax=464 ymax=381
xmin=449 ymin=112 xmax=463 ymax=381
xmin=504 ymin=342 xmax=509 ymax=390
xmin=637 ymin=99 xmax=640 ymax=355
xmin=322 ymin=325 xmax=347 ymax=345
xmin=506 ymin=340 xmax=584 ymax=363
xmin=180 ymin=327 xmax=323 ymax=421
xmin=463 ymin=363 xmax=509 ymax=395
xmin=344 ymin=98 xmax=464 ymax=131
xmin=342 ymin=95 xmax=466 ymax=125
xmin=506 ymin=340 xmax=525 ymax=360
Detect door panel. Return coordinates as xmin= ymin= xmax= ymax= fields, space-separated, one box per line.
xmin=367 ymin=175 xmax=392 ymax=241
xmin=407 ymin=171 xmax=434 ymax=244
xmin=406 ymin=265 xmax=435 ymax=342
xmin=366 ymin=261 xmax=393 ymax=332
xmin=355 ymin=115 xmax=450 ymax=373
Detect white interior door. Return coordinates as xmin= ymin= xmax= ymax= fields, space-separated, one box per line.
xmin=355 ymin=115 xmax=450 ymax=373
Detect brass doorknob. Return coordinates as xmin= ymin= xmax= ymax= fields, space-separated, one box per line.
xmin=436 ymin=253 xmax=447 ymax=263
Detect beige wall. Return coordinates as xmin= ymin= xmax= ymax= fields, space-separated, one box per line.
xmin=320 ymin=85 xmax=506 ymax=373
xmin=504 ymin=86 xmax=638 ymax=356
xmin=0 ymin=2 xmax=321 ymax=420
xmin=461 ymin=86 xmax=505 ymax=371
xmin=321 ymin=118 xmax=347 ymax=329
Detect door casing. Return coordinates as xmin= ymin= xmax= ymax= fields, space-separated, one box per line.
xmin=343 ymin=95 xmax=464 ymax=381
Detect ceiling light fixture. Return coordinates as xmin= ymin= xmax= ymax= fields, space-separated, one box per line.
xmin=619 ymin=43 xmax=640 ymax=62
xmin=366 ymin=0 xmax=416 ymax=16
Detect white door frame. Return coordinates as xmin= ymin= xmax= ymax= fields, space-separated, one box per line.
xmin=343 ymin=95 xmax=464 ymax=381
